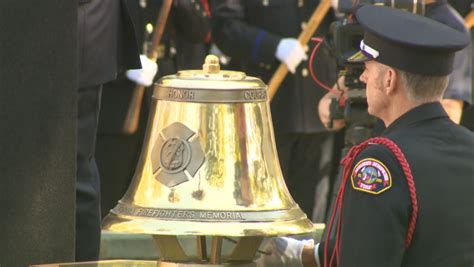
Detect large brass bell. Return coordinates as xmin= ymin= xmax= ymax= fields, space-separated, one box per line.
xmin=102 ymin=55 xmax=314 ymax=266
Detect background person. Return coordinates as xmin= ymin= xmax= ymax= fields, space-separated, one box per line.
xmin=257 ymin=5 xmax=474 ymax=267
xmin=319 ymin=0 xmax=472 ymax=129
xmin=96 ymin=0 xmax=211 ymax=217
xmin=76 ymin=0 xmax=141 ymax=261
xmin=211 ymin=0 xmax=338 ymax=222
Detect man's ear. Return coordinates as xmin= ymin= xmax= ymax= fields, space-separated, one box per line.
xmin=384 ymin=68 xmax=397 ymax=95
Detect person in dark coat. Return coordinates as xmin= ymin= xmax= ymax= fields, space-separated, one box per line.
xmin=257 ymin=5 xmax=474 ymax=267
xmin=427 ymin=0 xmax=472 ymax=124
xmin=76 ymin=0 xmax=140 ymax=261
xmin=211 ymin=0 xmax=338 ymax=222
xmin=317 ymin=0 xmax=472 ymax=226
xmin=447 ymin=0 xmax=474 ymax=131
xmin=96 ymin=0 xmax=211 ymax=219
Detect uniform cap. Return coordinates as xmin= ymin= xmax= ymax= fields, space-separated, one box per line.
xmin=348 ymin=5 xmax=470 ymax=75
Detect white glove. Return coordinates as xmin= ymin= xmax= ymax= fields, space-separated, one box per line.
xmin=255 ymin=237 xmax=314 ymax=267
xmin=126 ymin=55 xmax=158 ymax=87
xmin=275 ymin=38 xmax=307 ymax=74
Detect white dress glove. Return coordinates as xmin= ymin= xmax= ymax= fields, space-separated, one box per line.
xmin=126 ymin=55 xmax=158 ymax=87
xmin=275 ymin=38 xmax=307 ymax=74
xmin=256 ymin=237 xmax=314 ymax=267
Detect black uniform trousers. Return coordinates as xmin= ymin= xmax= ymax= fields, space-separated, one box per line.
xmin=76 ymin=85 xmax=103 ymax=261
xmin=76 ymin=0 xmax=140 ymax=260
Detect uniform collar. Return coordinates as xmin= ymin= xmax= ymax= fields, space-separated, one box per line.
xmin=382 ymin=102 xmax=449 ymax=136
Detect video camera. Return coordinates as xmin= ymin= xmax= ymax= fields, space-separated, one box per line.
xmin=326 ymin=0 xmax=425 ymax=145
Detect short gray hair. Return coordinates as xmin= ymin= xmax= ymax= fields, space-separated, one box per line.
xmin=395 ymin=68 xmax=449 ymax=102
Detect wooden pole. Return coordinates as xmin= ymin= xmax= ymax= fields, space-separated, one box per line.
xmin=267 ymin=0 xmax=331 ymax=101
xmin=465 ymin=10 xmax=474 ymax=29
xmin=122 ymin=0 xmax=173 ymax=134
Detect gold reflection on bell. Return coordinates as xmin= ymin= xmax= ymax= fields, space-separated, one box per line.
xmin=102 ymin=55 xmax=313 ymax=265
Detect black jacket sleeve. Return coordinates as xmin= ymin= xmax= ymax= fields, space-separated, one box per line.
xmin=211 ymin=0 xmax=281 ymax=66
xmin=338 ymin=145 xmax=411 ymax=267
xmin=318 ymin=144 xmax=412 ymax=267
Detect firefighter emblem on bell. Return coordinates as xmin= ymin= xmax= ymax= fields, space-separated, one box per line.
xmin=151 ymin=122 xmax=205 ymax=187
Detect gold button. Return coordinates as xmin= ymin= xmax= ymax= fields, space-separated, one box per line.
xmin=259 ymin=62 xmax=265 ymax=68
xmin=302 ymin=68 xmax=309 ymax=77
xmin=265 ymin=64 xmax=272 ymax=70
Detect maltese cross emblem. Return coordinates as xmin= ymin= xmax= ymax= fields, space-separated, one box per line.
xmin=151 ymin=122 xmax=205 ymax=187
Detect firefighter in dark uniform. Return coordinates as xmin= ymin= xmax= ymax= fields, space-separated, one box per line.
xmin=256 ymin=5 xmax=474 ymax=267
xmin=77 ymin=0 xmax=141 ymax=261
xmin=211 ymin=0 xmax=338 ymax=222
xmin=96 ymin=0 xmax=211 ymax=217
xmin=125 ymin=0 xmax=211 ymax=80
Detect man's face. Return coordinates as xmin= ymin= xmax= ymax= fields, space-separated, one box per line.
xmin=359 ymin=60 xmax=388 ymax=118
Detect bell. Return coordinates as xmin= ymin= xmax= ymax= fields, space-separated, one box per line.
xmin=102 ymin=55 xmax=314 ymax=266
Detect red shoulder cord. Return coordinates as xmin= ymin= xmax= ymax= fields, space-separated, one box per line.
xmin=323 ymin=137 xmax=419 ymax=267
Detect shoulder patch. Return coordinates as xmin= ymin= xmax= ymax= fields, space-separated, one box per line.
xmin=351 ymin=158 xmax=392 ymax=194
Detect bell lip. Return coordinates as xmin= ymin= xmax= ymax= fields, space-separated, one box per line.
xmin=101 ymin=213 xmax=315 ymax=237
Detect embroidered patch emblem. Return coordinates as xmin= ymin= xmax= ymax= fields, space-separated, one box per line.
xmin=351 ymin=158 xmax=392 ymax=194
